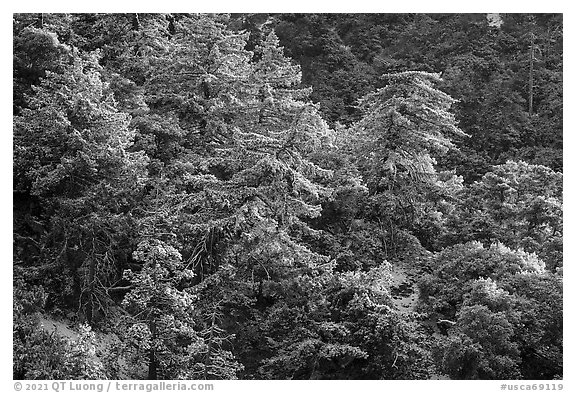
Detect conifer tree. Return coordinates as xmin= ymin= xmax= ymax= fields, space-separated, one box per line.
xmin=14 ymin=48 xmax=148 ymax=323
xmin=354 ymin=71 xmax=466 ymax=187
xmin=165 ymin=30 xmax=336 ymax=375
xmin=119 ymin=239 xmax=199 ymax=379
xmin=351 ymin=71 xmax=466 ymax=252
xmin=181 ymin=31 xmax=334 ymax=285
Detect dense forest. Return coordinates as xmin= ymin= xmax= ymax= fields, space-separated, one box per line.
xmin=13 ymin=13 xmax=563 ymax=380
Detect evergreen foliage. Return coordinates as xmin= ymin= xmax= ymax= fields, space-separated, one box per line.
xmin=13 ymin=13 xmax=562 ymax=380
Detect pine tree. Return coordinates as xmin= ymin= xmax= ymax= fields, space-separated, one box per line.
xmin=181 ymin=31 xmax=334 ymax=283
xmin=354 ymin=71 xmax=466 ymax=186
xmin=350 ymin=71 xmax=466 ymax=252
xmin=119 ymin=239 xmax=198 ymax=379
xmin=14 ymin=48 xmax=148 ymax=323
xmin=162 ymin=30 xmax=336 ymax=376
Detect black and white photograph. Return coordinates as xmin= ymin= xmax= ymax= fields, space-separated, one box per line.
xmin=11 ymin=9 xmax=564 ymax=386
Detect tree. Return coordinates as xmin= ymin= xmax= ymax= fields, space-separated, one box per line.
xmin=354 ymin=71 xmax=465 ymax=185
xmin=178 ymin=32 xmax=336 ymax=374
xmin=124 ymin=25 xmax=336 ymax=377
xmin=13 ymin=23 xmax=70 ymax=114
xmin=255 ymin=264 xmax=436 ymax=379
xmin=442 ymin=160 xmax=563 ymax=271
xmin=501 ymin=273 xmax=562 ymax=378
xmin=119 ymin=239 xmax=198 ymax=379
xmin=419 ymin=241 xmax=545 ymax=319
xmin=13 ymin=280 xmax=106 ymax=379
xmin=14 ymin=48 xmax=148 ymax=323
xmin=350 ymin=71 xmax=466 ymax=252
xmin=418 ymin=242 xmax=560 ymax=379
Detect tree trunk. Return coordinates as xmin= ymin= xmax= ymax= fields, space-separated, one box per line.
xmin=528 ymin=32 xmax=535 ymax=117
xmin=203 ymin=312 xmax=216 ymax=380
xmin=132 ymin=14 xmax=141 ymax=56
xmin=86 ymin=259 xmax=95 ymax=324
xmin=81 ymin=256 xmax=96 ymax=325
xmin=132 ymin=13 xmax=140 ymax=31
xmin=167 ymin=15 xmax=176 ymax=37
xmin=148 ymin=322 xmax=158 ymax=380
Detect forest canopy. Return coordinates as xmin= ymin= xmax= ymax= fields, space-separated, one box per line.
xmin=13 ymin=13 xmax=562 ymax=380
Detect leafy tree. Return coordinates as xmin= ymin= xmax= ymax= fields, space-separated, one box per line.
xmin=253 ymin=13 xmax=562 ymax=176
xmin=419 ymin=241 xmax=544 ymax=319
xmin=126 ymin=26 xmax=336 ymax=378
xmin=419 ymin=242 xmax=560 ymax=379
xmin=256 ymin=264 xmax=436 ymax=379
xmin=442 ymin=161 xmax=562 ymax=270
xmin=434 ymin=309 xmax=520 ymax=380
xmin=501 ymin=273 xmax=563 ymax=378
